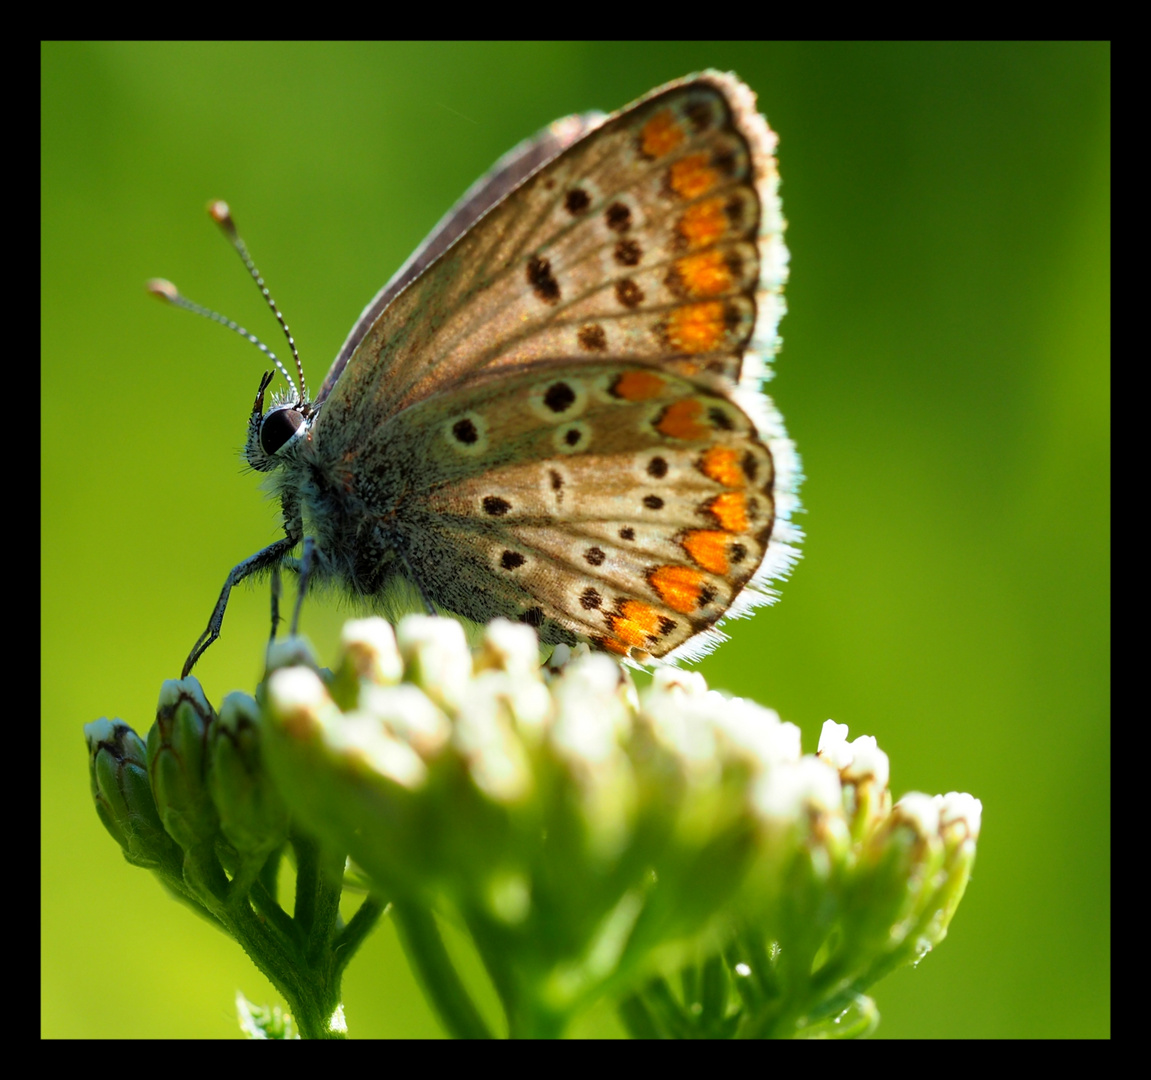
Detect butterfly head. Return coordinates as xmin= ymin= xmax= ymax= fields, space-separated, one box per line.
xmin=245 ymin=369 xmax=314 ymax=472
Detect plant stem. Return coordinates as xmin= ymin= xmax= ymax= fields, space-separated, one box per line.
xmin=391 ymin=900 xmax=493 ymax=1039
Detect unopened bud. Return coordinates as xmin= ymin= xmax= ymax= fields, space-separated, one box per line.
xmin=85 ymin=718 xmax=181 ymax=871
xmin=146 ymin=678 xmax=219 ymax=852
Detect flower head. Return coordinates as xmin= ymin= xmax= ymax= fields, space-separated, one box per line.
xmin=258 ymin=617 xmax=981 ymax=1033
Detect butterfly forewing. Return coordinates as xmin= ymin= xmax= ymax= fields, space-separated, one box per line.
xmin=317 ymin=72 xmax=782 ymax=430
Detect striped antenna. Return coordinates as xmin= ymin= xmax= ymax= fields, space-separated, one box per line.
xmin=146 ymin=200 xmax=308 ymax=402
xmin=207 ymin=201 xmax=308 ymax=401
xmin=146 ymin=277 xmax=301 ymax=401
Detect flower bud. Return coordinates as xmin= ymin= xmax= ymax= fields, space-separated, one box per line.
xmin=926 ymin=791 xmax=982 ymax=946
xmin=840 ymin=788 xmax=981 ymax=982
xmin=817 ymin=720 xmax=891 ymax=840
xmin=396 ymin=615 xmax=473 ymax=710
xmin=208 ymin=692 xmax=289 ymax=868
xmin=146 ymin=678 xmax=219 ymax=852
xmin=85 ymin=718 xmax=181 ymax=871
xmin=326 ymin=618 xmax=404 ymax=710
xmin=850 ymin=792 xmax=945 ymax=954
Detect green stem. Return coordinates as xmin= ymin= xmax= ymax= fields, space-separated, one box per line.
xmin=215 ymin=836 xmax=350 ymax=1038
xmin=333 ymin=896 xmax=387 ymax=979
xmin=292 ymin=831 xmax=322 ymax=937
xmin=258 ymin=843 xmax=284 ymax=902
xmin=699 ymin=954 xmax=728 ymax=1024
xmin=391 ymin=900 xmax=493 ymax=1039
xmin=641 ymin=977 xmax=695 ymax=1039
xmin=248 ymin=879 xmax=302 ymax=950
xmin=460 ymin=915 xmax=569 ymax=1038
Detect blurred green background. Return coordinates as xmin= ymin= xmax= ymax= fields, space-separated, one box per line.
xmin=42 ymin=42 xmax=1109 ymax=1038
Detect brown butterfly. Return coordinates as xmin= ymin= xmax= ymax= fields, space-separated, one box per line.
xmin=155 ymin=71 xmax=800 ymax=675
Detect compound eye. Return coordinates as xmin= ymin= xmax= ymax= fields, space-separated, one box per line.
xmin=260 ymin=407 xmax=304 ymax=456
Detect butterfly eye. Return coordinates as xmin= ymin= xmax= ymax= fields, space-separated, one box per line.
xmin=260 ymin=406 xmax=305 ymax=456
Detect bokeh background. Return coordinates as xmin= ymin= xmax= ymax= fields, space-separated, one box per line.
xmin=42 ymin=42 xmax=1109 ymax=1038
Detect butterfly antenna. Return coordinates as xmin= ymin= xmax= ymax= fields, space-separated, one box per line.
xmin=207 ymin=200 xmax=308 ymax=402
xmin=146 ymin=277 xmax=300 ymax=400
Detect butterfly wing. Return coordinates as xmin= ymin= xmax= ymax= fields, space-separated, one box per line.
xmin=308 ymin=71 xmax=799 ymax=661
xmin=325 ymin=360 xmax=777 ymax=659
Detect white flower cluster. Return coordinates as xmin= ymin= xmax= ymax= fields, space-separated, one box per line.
xmin=265 ymin=613 xmax=979 ymax=886
xmin=259 ymin=615 xmax=981 ymax=1028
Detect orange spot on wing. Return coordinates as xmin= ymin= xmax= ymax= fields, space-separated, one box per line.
xmin=656 ymin=399 xmax=710 ymax=440
xmin=598 ymin=636 xmax=630 ymax=656
xmin=669 ymin=154 xmax=720 ymax=200
xmin=708 ymin=491 xmax=749 ymax=532
xmin=701 ymin=446 xmax=744 ymax=487
xmin=672 ymin=250 xmax=735 ymax=299
xmin=682 ymin=530 xmax=731 ymax=574
xmin=641 ymin=110 xmax=685 ymax=158
xmin=612 ymin=369 xmax=668 ymax=401
xmin=611 ymin=600 xmax=664 ymax=648
xmin=665 ymin=301 xmax=727 ymax=354
xmin=649 ymin=565 xmax=707 ymax=614
xmin=677 ymin=198 xmax=727 ymax=249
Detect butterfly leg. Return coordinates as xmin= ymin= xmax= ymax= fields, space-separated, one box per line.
xmin=182 ymin=534 xmax=300 ymax=678
xmin=412 ymin=575 xmax=438 ymax=617
xmin=289 ymin=535 xmax=316 ymax=636
xmin=269 ymin=562 xmax=282 ymax=642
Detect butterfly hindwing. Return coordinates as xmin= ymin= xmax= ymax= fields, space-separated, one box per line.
xmin=319 ymin=361 xmax=775 ymax=658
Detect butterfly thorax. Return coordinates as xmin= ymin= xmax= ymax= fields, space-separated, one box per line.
xmin=274 ymin=424 xmax=409 ymax=598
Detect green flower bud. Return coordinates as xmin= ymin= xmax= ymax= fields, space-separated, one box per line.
xmin=891 ymin=790 xmax=982 ymax=956
xmin=85 ymin=718 xmax=181 ymax=872
xmin=208 ymin=691 xmax=289 ymax=871
xmin=264 ymin=635 xmax=323 ymax=676
xmin=856 ymin=792 xmax=948 ymax=955
xmin=146 ymin=678 xmax=219 ymax=853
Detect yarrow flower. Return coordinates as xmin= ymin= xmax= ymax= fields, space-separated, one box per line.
xmin=85 ymin=615 xmax=981 ymax=1039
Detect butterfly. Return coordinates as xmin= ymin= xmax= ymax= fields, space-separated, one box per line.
xmin=154 ymin=70 xmax=800 ymax=677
